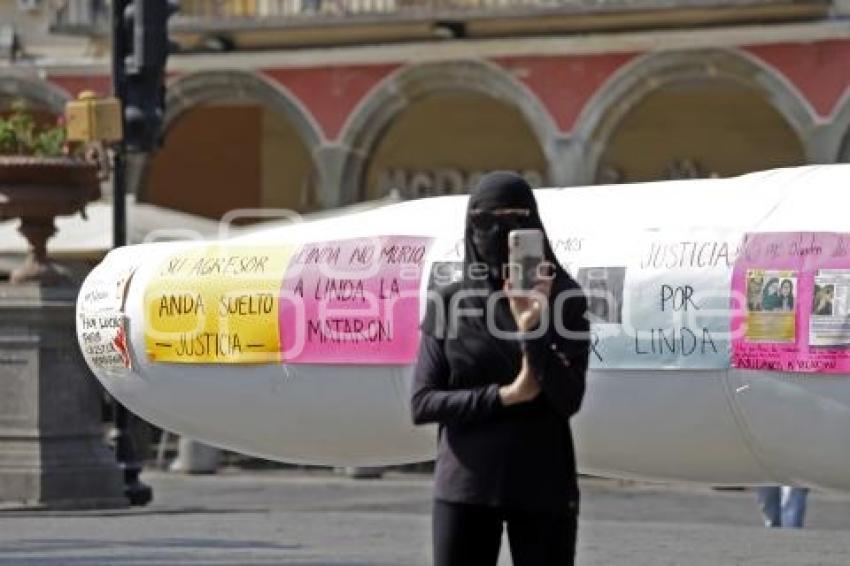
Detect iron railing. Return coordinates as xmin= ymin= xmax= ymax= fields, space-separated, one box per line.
xmin=49 ymin=0 xmax=829 ymax=35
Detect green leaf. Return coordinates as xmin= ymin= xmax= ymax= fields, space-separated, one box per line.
xmin=0 ymin=99 xmax=68 ymax=157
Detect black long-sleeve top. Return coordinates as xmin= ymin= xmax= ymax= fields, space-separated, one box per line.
xmin=410 ymin=284 xmax=589 ymax=514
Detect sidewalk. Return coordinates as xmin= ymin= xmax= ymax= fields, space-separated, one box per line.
xmin=1 ymin=469 xmax=849 ymax=565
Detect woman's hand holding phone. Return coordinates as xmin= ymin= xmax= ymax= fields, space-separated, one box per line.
xmin=504 ymin=271 xmax=552 ymax=332
xmin=499 ymin=263 xmax=553 ymax=406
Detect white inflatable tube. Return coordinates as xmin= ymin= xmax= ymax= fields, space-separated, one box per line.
xmin=77 ymin=165 xmax=850 ymax=490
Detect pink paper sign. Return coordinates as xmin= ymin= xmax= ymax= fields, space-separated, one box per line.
xmin=278 ymin=236 xmax=432 ymax=364
xmin=731 ymin=232 xmax=850 ymax=373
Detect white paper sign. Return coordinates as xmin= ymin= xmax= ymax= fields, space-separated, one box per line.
xmin=552 ymin=229 xmax=742 ymax=370
xmin=77 ymin=252 xmax=137 ymax=374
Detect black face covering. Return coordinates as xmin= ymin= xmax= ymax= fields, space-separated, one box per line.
xmin=466 ymin=171 xmax=543 ymax=287
xmin=471 ymin=223 xmax=511 ymax=278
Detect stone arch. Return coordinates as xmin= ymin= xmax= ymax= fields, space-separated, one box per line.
xmin=135 ymin=70 xmax=324 ymax=214
xmin=570 ymin=48 xmax=817 ymax=184
xmin=0 ymin=75 xmax=70 ymax=113
xmin=829 ymin=93 xmax=850 ymax=162
xmin=335 ymin=59 xmax=564 ymax=202
xmin=162 ymin=70 xmax=323 ymax=148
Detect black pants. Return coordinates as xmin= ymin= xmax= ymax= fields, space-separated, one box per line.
xmin=432 ymin=499 xmax=577 ymax=566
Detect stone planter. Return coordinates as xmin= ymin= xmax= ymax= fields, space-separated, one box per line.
xmin=0 ymin=155 xmax=125 ymax=509
xmin=0 ymin=156 xmax=101 ymax=284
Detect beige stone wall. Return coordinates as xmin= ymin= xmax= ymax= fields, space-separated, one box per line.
xmin=597 ymin=79 xmax=806 ymax=183
xmin=0 ymin=0 xmax=95 ymax=60
xmin=364 ymin=92 xmax=547 ymax=199
xmin=260 ymin=107 xmax=317 ymax=213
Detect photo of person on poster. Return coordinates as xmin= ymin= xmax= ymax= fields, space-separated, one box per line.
xmin=778 ymin=279 xmax=795 ymax=312
xmin=744 ymin=270 xmax=797 ymax=343
xmin=762 ymin=277 xmax=782 ymax=311
xmin=747 ymin=274 xmax=764 ymax=312
xmin=813 ymin=284 xmax=835 ymax=316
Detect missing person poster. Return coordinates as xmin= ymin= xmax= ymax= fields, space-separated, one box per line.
xmin=809 ymin=270 xmax=850 ymax=347
xmin=732 ymin=232 xmax=850 ymax=373
xmin=743 ymin=269 xmax=797 ymax=343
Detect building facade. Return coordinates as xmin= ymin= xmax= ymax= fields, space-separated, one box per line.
xmin=2 ymin=0 xmax=850 ymax=219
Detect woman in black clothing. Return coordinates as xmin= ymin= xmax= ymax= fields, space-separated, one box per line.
xmin=410 ymin=172 xmax=590 ymax=566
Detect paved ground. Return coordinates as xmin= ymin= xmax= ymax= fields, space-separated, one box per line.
xmin=2 ymin=469 xmax=850 ymax=565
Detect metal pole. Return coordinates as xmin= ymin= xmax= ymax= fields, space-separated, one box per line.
xmin=110 ymin=0 xmax=152 ymax=507
xmin=113 ymin=151 xmax=126 ymax=247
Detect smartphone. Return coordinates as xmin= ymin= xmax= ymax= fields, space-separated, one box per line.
xmin=508 ymin=229 xmax=544 ymax=291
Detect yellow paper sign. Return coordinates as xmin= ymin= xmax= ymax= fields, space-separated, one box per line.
xmin=144 ymin=245 xmax=292 ymax=363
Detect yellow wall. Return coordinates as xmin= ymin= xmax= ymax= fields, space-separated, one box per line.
xmin=364 ymin=92 xmax=547 ymax=199
xmin=597 ymin=79 xmax=805 ymax=182
xmin=261 ymin=108 xmax=316 ymax=213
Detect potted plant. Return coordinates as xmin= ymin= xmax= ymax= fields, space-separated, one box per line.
xmin=0 ymin=101 xmax=101 ymax=284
